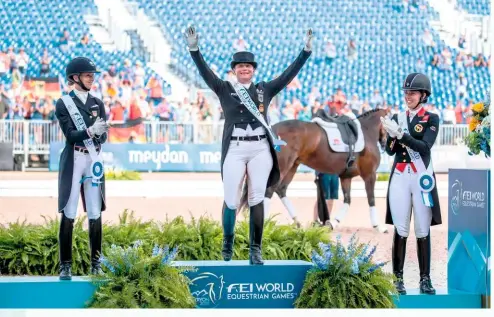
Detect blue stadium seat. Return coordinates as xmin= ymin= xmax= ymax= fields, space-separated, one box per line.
xmin=132 ymin=0 xmax=489 ymax=108
xmin=0 ymin=0 xmax=170 ymax=93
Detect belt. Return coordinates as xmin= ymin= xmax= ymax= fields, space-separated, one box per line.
xmin=231 ymin=135 xmax=267 ymax=141
xmin=74 ymin=145 xmax=101 ymax=154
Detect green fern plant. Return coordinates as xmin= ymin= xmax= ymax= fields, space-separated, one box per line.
xmin=86 ymin=241 xmax=196 ymax=308
xmin=294 ymin=233 xmax=397 ymax=309
xmin=0 ymin=210 xmax=331 ymax=275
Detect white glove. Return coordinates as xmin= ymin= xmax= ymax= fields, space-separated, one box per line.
xmin=380 ymin=117 xmax=399 ymax=138
xmin=88 ymin=118 xmax=109 ymax=137
xmin=304 ymin=28 xmax=313 ymax=51
xmin=184 ymin=25 xmax=199 ymax=51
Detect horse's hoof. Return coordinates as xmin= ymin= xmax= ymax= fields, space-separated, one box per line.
xmin=329 ymin=220 xmax=338 ymax=230
xmin=324 ymin=220 xmax=333 ymax=230
xmin=373 ymin=225 xmax=388 ymax=234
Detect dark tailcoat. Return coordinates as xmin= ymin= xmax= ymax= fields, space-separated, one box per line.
xmin=54 ymin=90 xmax=107 ymax=214
xmin=384 ymin=107 xmax=442 ymax=226
xmin=189 ymin=48 xmax=311 ymax=188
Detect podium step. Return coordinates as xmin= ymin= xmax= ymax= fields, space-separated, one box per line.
xmin=394 ymin=288 xmax=482 ymax=308
xmin=0 ymin=261 xmax=484 ymax=309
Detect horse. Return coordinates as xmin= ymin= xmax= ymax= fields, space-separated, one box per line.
xmin=238 ymin=108 xmax=390 ymax=233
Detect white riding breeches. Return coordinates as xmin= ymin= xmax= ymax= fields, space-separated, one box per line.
xmin=63 ymin=150 xmax=102 ymax=220
xmin=223 ymin=138 xmax=273 ymax=209
xmin=389 ymin=164 xmax=432 ymax=238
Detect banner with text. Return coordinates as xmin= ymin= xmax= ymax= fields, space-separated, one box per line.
xmin=448 ymin=168 xmax=491 ymax=295
xmin=49 ymin=142 xmax=392 ymax=173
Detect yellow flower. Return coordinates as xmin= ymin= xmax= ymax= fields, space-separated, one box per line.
xmin=469 ymin=118 xmax=479 ymax=131
xmin=472 ymin=102 xmax=484 ymax=113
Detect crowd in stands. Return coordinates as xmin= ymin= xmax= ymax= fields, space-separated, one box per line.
xmin=0 ymin=59 xmax=481 ymax=127
xmin=1 ymin=31 xmax=488 ymax=128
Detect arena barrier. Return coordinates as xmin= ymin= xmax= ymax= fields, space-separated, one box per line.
xmin=47 ymin=142 xmax=490 ymax=174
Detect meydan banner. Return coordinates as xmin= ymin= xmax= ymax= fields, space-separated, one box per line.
xmin=48 ymin=142 xmax=392 ymax=173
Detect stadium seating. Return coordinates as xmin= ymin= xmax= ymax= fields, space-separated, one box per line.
xmin=134 ymin=0 xmax=490 ymax=107
xmin=456 ymin=0 xmax=490 ymax=15
xmin=0 ymin=0 xmax=489 ymax=107
xmin=0 ymin=0 xmax=170 ymax=93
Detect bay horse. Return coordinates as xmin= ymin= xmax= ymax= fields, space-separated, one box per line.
xmin=238 ymin=108 xmax=390 ymax=233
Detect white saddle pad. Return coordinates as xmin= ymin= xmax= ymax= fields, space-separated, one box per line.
xmin=312 ymin=117 xmax=365 ymax=153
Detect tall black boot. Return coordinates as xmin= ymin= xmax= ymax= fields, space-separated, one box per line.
xmin=89 ymin=217 xmax=103 ymax=275
xmin=59 ymin=214 xmax=74 ymax=280
xmin=221 ymin=203 xmax=236 ymax=261
xmin=249 ymin=202 xmax=264 ymax=265
xmin=417 ymin=234 xmax=436 ymax=295
xmin=392 ymin=229 xmax=407 ymax=295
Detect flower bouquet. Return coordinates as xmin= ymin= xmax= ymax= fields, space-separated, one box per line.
xmin=294 ymin=233 xmax=397 ymax=308
xmin=86 ymin=240 xmax=196 ymax=308
xmin=465 ymin=92 xmax=490 ymax=158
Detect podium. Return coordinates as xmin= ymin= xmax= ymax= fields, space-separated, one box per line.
xmin=448 ymin=169 xmax=491 ymax=306
xmin=172 ymin=260 xmax=312 ymax=308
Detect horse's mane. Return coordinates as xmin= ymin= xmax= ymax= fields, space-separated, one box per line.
xmin=356 ymin=108 xmax=383 ymax=119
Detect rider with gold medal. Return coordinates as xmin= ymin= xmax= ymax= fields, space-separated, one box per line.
xmin=185 ymin=25 xmax=312 ymax=265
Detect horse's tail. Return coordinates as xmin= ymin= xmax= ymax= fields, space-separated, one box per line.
xmin=237 ymin=176 xmax=249 ymax=213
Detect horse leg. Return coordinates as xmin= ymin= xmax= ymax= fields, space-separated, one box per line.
xmin=263 ymin=186 xmax=276 ymax=220
xmin=363 ymin=173 xmax=389 ymax=233
xmin=277 ymin=164 xmax=301 ymax=227
xmin=330 ymin=176 xmax=352 ymax=229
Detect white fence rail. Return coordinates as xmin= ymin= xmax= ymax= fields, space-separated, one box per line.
xmin=0 ymin=119 xmax=469 ymax=156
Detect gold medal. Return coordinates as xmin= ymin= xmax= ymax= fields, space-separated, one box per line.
xmin=259 ymin=104 xmax=264 ymax=113
xmin=414 ymin=124 xmax=423 ymax=133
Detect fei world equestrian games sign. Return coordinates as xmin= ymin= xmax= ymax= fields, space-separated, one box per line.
xmin=448 ymin=168 xmax=491 ymax=296
xmin=48 ymin=142 xmax=392 ymax=173
xmin=171 ymin=260 xmax=313 ymax=309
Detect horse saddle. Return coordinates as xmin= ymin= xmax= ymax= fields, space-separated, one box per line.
xmin=313 ymin=110 xmax=358 ymax=146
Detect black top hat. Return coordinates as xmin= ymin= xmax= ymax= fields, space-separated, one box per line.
xmin=230 ymin=51 xmax=257 ymax=69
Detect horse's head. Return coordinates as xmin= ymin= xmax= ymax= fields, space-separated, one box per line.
xmin=358 ymin=107 xmax=390 ymax=149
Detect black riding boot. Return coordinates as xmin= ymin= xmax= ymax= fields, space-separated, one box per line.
xmin=59 ymin=214 xmax=74 ymax=280
xmin=89 ymin=217 xmax=103 ymax=275
xmin=249 ymin=202 xmax=264 ymax=265
xmin=392 ymin=229 xmax=407 ymax=295
xmin=417 ymin=234 xmax=436 ymax=295
xmin=221 ymin=203 xmax=236 ymax=261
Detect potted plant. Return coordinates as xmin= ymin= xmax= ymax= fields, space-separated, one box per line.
xmin=465 ymin=93 xmax=490 ymax=158
xmin=86 ymin=241 xmax=196 ymax=308
xmin=294 ymin=234 xmax=397 ymax=308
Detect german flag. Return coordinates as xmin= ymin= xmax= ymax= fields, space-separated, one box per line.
xmin=108 ymin=118 xmax=147 ymax=143
xmin=22 ymin=76 xmax=61 ymax=98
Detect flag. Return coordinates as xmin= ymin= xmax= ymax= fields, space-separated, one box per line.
xmin=22 ymin=76 xmax=61 ymax=98
xmin=108 ymin=117 xmax=147 ymax=143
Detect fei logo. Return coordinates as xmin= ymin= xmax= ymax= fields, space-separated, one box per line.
xmin=450 ymin=178 xmax=486 ymax=215
xmin=190 ymin=272 xmax=225 ymax=308
xmin=450 ymin=179 xmax=462 ymax=215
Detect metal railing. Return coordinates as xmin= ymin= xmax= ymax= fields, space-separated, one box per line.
xmin=0 ymin=119 xmax=469 ymax=156
xmin=0 ymin=120 xmax=226 ymax=155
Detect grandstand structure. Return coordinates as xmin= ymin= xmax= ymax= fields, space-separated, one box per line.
xmin=0 ymin=0 xmax=171 ymax=93
xmin=0 ymin=0 xmax=491 ymax=169
xmin=134 ymin=0 xmax=490 ymax=107
xmin=0 ymin=0 xmax=490 ymax=106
